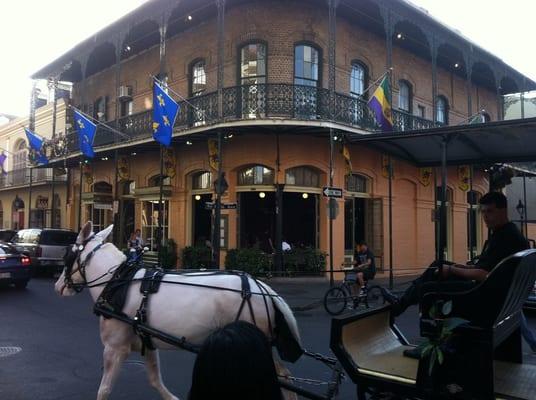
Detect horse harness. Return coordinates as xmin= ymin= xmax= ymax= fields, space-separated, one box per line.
xmin=64 ymin=237 xmax=273 ymax=355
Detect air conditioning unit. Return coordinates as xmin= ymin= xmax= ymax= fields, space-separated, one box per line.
xmin=118 ymin=86 xmax=133 ymax=101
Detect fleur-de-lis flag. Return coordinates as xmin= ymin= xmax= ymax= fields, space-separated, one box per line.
xmin=24 ymin=128 xmax=48 ymax=165
xmin=152 ymin=81 xmax=180 ymax=147
xmin=74 ymin=110 xmax=97 ymax=158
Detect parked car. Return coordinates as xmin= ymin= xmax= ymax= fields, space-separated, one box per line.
xmin=0 ymin=229 xmax=17 ymax=243
xmin=12 ymin=229 xmax=78 ymax=275
xmin=525 ymin=281 xmax=536 ymax=311
xmin=0 ymin=243 xmax=31 ymax=289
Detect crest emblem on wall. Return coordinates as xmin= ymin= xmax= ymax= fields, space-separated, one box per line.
xmin=419 ymin=167 xmax=432 ymax=187
xmin=117 ymin=156 xmax=130 ymax=181
xmin=163 ymin=148 xmax=176 ymax=179
xmin=458 ymin=165 xmax=470 ymax=191
xmin=381 ymin=155 xmax=393 ymax=179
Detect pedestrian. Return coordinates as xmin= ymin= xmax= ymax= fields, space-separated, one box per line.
xmin=135 ymin=228 xmax=144 ymax=247
xmin=188 ymin=321 xmax=283 ymax=400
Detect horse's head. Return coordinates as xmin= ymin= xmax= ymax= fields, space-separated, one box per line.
xmin=55 ymin=221 xmax=113 ymax=296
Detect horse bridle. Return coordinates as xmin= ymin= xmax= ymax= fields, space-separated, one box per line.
xmin=63 ymin=234 xmax=105 ymax=292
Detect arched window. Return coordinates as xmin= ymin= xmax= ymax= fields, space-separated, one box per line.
xmin=350 ymin=62 xmax=368 ymax=98
xmin=294 ymin=44 xmax=320 ymax=87
xmin=190 ymin=60 xmax=206 ymax=96
xmin=345 ymin=174 xmax=369 ymax=193
xmin=237 ymin=165 xmax=274 ymax=185
xmin=14 ymin=140 xmax=27 ymax=171
xmin=240 ymin=43 xmax=267 ymax=85
xmin=285 ymin=166 xmax=321 ymax=187
xmin=148 ymin=175 xmax=171 ymax=187
xmin=192 ymin=171 xmax=212 ymax=190
xmin=436 ymin=96 xmax=449 ymax=125
xmin=398 ymin=80 xmax=412 ymax=113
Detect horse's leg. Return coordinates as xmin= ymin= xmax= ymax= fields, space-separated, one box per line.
xmin=96 ymin=344 xmax=130 ymax=400
xmin=144 ymin=349 xmax=179 ymax=400
xmin=273 ymin=352 xmax=298 ymax=400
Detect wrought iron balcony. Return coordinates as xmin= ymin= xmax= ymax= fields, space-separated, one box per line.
xmin=64 ymin=84 xmax=439 ymax=154
xmin=0 ymin=168 xmax=67 ymax=190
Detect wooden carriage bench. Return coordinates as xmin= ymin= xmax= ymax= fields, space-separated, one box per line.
xmin=330 ymin=249 xmax=536 ymax=400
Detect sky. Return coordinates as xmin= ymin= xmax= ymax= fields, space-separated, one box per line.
xmin=0 ymin=0 xmax=535 ymax=119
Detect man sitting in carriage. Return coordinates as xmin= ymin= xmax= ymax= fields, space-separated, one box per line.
xmin=382 ymin=191 xmax=528 ymax=319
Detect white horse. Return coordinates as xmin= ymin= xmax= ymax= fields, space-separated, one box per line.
xmin=55 ymin=221 xmax=302 ymax=400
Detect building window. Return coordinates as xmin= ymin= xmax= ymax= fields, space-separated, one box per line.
xmin=237 ymin=165 xmax=274 ymax=186
xmin=13 ymin=140 xmax=27 ymax=186
xmin=192 ymin=171 xmax=212 ymax=190
xmin=285 ymin=166 xmax=320 ymax=187
xmin=436 ymin=96 xmax=449 ymax=124
xmin=240 ymin=43 xmax=266 ymax=85
xmin=294 ymin=45 xmax=319 ymax=87
xmin=120 ymin=100 xmax=133 ymax=117
xmin=398 ymin=80 xmax=412 ymax=113
xmin=191 ymin=60 xmax=207 ymax=96
xmin=350 ymin=62 xmax=367 ymax=97
xmin=94 ymin=96 xmax=107 ymax=121
xmin=141 ymin=200 xmax=169 ymax=252
xmin=417 ymin=105 xmax=426 ymax=118
xmin=346 ymin=174 xmax=368 ymax=193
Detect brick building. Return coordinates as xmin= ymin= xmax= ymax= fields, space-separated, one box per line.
xmin=32 ymin=0 xmax=535 ymax=273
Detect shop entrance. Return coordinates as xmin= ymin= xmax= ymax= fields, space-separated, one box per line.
xmin=120 ymin=199 xmax=135 ymax=246
xmin=239 ymin=191 xmax=275 ymax=252
xmin=192 ymin=194 xmax=212 ymax=247
xmin=345 ymin=197 xmax=366 ymax=252
xmin=282 ymin=192 xmax=318 ymax=249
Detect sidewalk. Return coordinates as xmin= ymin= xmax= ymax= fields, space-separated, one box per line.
xmin=264 ymin=273 xmax=419 ymax=311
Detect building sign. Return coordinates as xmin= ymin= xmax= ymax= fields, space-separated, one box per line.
xmin=94 ymin=203 xmax=113 ymax=210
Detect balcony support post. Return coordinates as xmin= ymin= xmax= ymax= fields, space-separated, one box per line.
xmin=113 ymin=33 xmax=123 ymax=246
xmin=217 ymin=0 xmax=226 ymax=119
xmin=431 ymin=36 xmax=438 ymax=124
xmin=464 ymin=51 xmax=473 ymax=118
xmin=28 ymin=82 xmax=38 ymax=229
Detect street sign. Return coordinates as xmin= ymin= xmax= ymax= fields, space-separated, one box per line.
xmin=323 ymin=186 xmax=343 ymax=198
xmin=204 ymin=202 xmax=237 ymax=210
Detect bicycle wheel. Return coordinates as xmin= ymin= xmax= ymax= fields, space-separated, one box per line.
xmin=365 ymin=285 xmax=385 ymax=309
xmin=324 ymin=286 xmax=348 ymax=315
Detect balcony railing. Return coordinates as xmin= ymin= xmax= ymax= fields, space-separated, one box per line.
xmin=0 ymin=169 xmax=67 ymax=189
xmin=65 ymin=84 xmax=439 ymax=154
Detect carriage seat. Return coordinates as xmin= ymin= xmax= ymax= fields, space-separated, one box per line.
xmin=420 ymin=249 xmax=536 ymax=360
xmin=330 ymin=250 xmax=536 ymax=400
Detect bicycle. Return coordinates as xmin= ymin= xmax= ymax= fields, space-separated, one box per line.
xmin=323 ymin=269 xmax=385 ymax=315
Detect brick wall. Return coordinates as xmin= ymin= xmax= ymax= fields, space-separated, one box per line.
xmin=71 ymin=0 xmax=499 ymax=123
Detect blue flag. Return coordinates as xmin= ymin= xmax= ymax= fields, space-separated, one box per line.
xmin=152 ymin=81 xmax=179 ymax=147
xmin=0 ymin=152 xmax=7 ymax=175
xmin=74 ymin=110 xmax=97 ymax=158
xmin=24 ymin=128 xmax=48 ymax=165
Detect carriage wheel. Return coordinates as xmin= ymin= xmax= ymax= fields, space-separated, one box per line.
xmin=365 ymin=285 xmax=385 ymax=309
xmin=324 ymin=286 xmax=348 ymax=315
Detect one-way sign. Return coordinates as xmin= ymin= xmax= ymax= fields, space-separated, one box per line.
xmin=322 ymin=186 xmax=343 ymax=198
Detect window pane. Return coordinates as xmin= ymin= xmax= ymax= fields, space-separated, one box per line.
xmin=351 ymin=64 xmax=365 ymax=96
xmin=192 ymin=61 xmax=206 ymax=95
xmin=241 ymin=43 xmax=267 ymax=84
xmin=399 ymin=81 xmax=410 ymax=112
xmin=237 ymin=165 xmax=274 ymax=185
xmin=285 ymin=167 xmax=320 ymax=187
xmin=294 ymin=45 xmax=318 ymax=87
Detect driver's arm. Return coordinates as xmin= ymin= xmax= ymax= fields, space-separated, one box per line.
xmin=445 ymin=264 xmax=488 ymax=281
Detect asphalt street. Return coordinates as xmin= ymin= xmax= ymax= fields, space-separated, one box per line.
xmin=1 ymin=277 xmax=535 ymax=400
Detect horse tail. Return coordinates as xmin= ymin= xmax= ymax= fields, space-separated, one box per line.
xmin=257 ymin=280 xmax=303 ymax=363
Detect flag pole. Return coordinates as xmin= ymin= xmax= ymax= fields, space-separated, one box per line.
xmin=71 ymin=106 xmax=131 ymax=141
xmin=158 ymin=145 xmax=164 ymax=266
xmin=28 ymin=167 xmax=33 ymax=228
xmin=151 ymin=75 xmax=201 ymax=113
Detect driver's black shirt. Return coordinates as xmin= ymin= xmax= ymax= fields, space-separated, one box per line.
xmin=474 ymin=222 xmax=529 ymax=272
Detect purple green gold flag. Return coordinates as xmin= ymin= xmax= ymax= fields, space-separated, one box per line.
xmin=368 ymin=76 xmax=393 ymax=132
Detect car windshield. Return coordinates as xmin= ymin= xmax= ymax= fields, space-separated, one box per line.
xmin=40 ymin=231 xmax=78 ymax=246
xmin=13 ymin=230 xmax=40 ymax=244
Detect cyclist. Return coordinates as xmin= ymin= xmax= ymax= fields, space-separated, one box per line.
xmin=353 ymin=241 xmax=376 ymax=296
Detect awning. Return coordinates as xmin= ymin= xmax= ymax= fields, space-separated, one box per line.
xmin=347 ymin=117 xmax=536 ymax=168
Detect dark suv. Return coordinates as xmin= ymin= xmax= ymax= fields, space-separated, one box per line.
xmin=12 ymin=229 xmax=78 ymax=274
